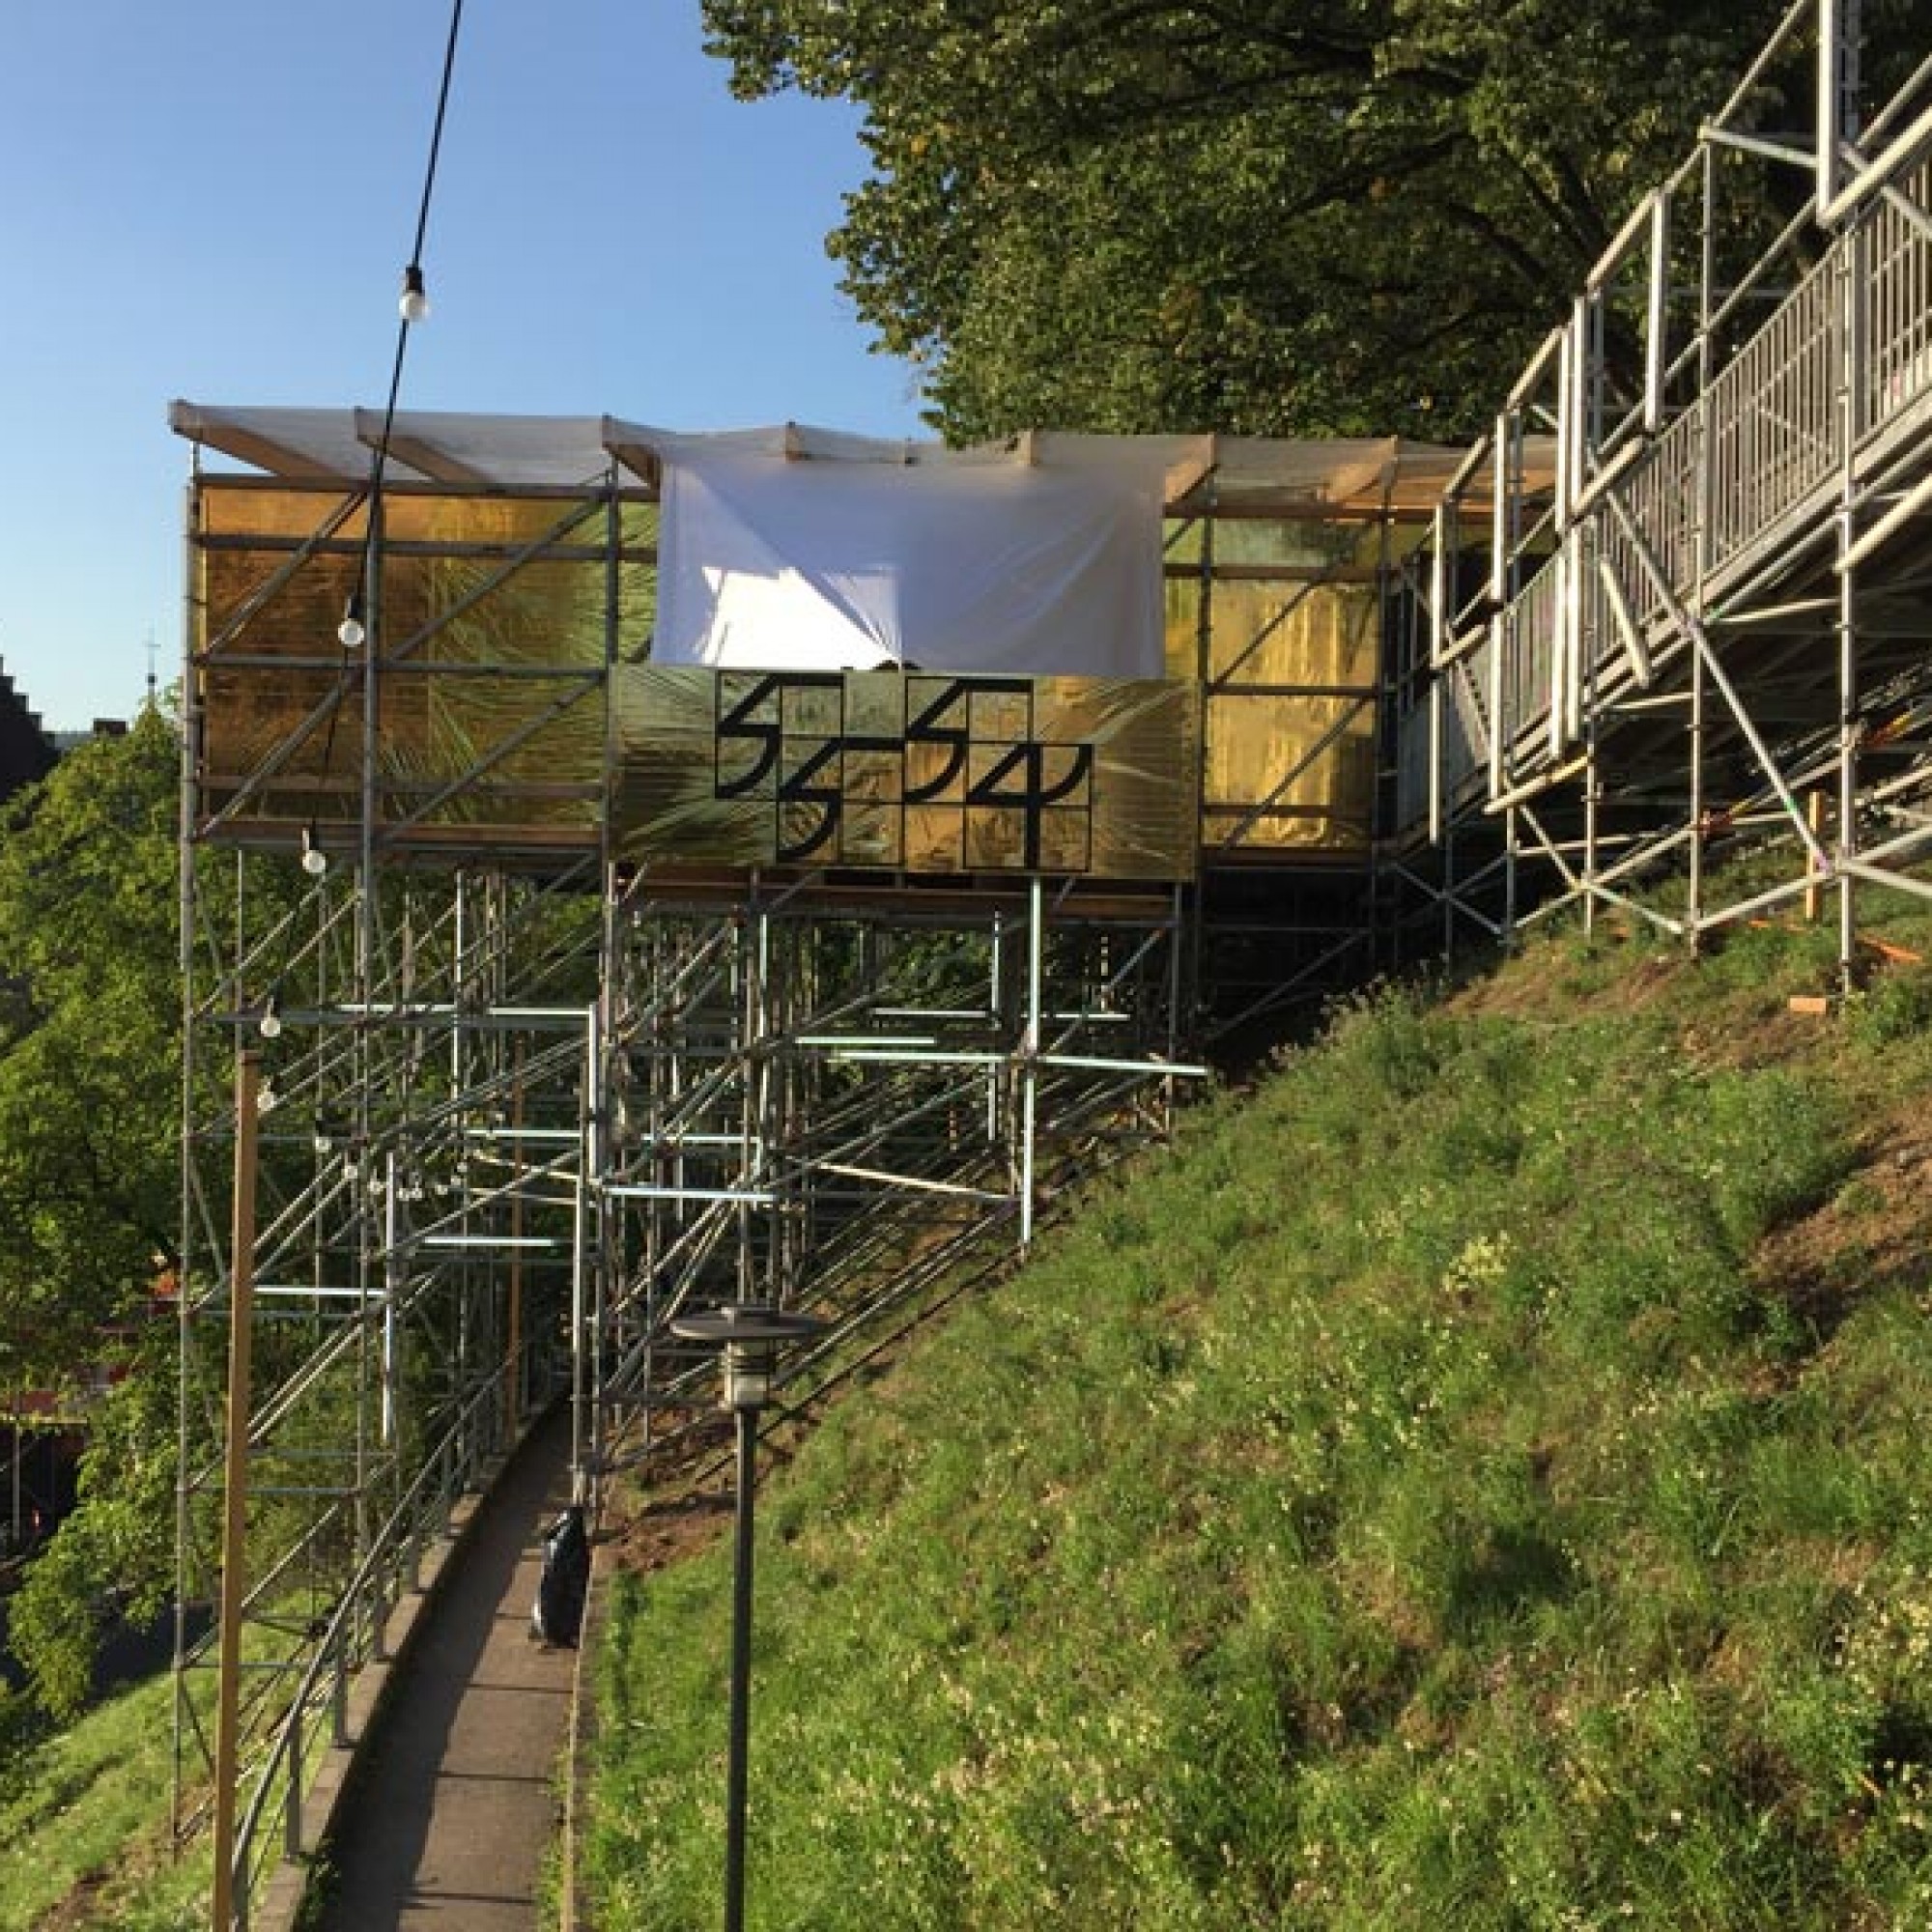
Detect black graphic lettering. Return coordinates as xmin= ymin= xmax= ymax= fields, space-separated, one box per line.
xmin=707 ymin=670 xmax=1096 ymax=875
xmin=967 ymin=742 xmax=1094 ymax=868
xmin=715 ymin=673 xmax=844 ymax=798
xmin=714 ymin=675 xmax=784 ymax=799
xmin=904 ymin=678 xmax=1026 ymax=802
xmin=775 ymin=738 xmax=844 ymax=863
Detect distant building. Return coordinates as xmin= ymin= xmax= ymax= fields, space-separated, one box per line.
xmin=48 ymin=721 xmax=128 ymax=753
xmin=0 ymin=661 xmax=58 ymax=803
xmin=2 ymin=1398 xmax=86 ymax=1567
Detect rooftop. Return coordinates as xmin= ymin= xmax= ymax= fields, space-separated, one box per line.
xmin=169 ymin=404 xmax=1508 ymax=520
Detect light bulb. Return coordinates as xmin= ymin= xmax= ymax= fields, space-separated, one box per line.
xmin=258 ymin=1004 xmax=282 ymax=1040
xmin=337 ymin=593 xmax=366 ymax=650
xmin=400 ymin=264 xmax=430 ymax=325
xmin=300 ymin=827 xmax=328 ymax=876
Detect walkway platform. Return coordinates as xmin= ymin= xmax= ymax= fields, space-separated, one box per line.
xmin=313 ymin=1413 xmax=576 ymax=1932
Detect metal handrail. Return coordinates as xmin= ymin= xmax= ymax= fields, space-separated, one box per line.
xmin=221 ymin=1368 xmax=522 ymax=1928
xmin=1396 ymin=17 xmax=1932 ymax=834
xmin=1453 ymin=149 xmax=1929 ymax=810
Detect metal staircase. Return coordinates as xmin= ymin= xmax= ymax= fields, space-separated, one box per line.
xmin=1394 ymin=1 xmax=1932 ymax=972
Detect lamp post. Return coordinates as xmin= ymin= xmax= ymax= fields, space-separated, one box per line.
xmin=668 ymin=1302 xmax=826 ymax=1932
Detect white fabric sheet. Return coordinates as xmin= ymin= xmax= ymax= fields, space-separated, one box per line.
xmin=654 ymin=449 xmax=1165 ymax=677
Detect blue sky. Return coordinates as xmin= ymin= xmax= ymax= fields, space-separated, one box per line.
xmin=0 ymin=3 xmax=925 ymax=731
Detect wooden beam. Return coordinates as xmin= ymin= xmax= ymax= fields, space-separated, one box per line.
xmin=355 ymin=413 xmax=493 ymax=487
xmin=182 ymin=418 xmax=359 ymax=482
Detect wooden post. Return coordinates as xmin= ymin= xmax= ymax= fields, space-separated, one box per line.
xmin=504 ymin=1041 xmax=525 ymax=1437
xmin=1804 ymin=789 xmax=1827 ymax=923
xmin=211 ymin=1049 xmax=261 ymax=1932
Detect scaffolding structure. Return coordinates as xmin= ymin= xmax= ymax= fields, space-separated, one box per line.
xmin=168 ymin=14 xmax=1932 ymax=1915
xmin=1391 ymin=0 xmax=1932 ymax=967
xmin=168 ymin=418 xmax=1446 ymax=1920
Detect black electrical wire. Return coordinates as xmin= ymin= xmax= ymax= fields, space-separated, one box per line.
xmin=310 ymin=0 xmax=468 ymax=852
xmin=367 ymin=0 xmax=467 ymax=526
xmin=250 ymin=0 xmax=467 ymax=1050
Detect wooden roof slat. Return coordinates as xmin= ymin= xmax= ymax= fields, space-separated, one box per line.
xmin=356 ymin=412 xmax=492 ymax=487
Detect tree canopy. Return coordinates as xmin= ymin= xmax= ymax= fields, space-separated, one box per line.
xmin=0 ymin=712 xmax=179 ymax=1393
xmin=702 ymin=0 xmax=1931 ymax=440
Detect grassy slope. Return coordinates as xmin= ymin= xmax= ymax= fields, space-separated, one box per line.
xmin=584 ymin=895 xmax=1932 ymax=1930
xmin=0 ymin=1671 xmax=208 ymax=1931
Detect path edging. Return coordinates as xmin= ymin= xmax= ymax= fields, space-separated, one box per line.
xmin=249 ymin=1441 xmax=517 ymax=1932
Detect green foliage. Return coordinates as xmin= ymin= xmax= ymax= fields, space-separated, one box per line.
xmin=9 ymin=1330 xmax=185 ymax=1721
xmin=0 ymin=1660 xmax=208 ymax=1931
xmin=0 ymin=713 xmax=194 ymax=1730
xmin=700 ymin=0 xmax=1932 ymax=440
xmin=1848 ymin=962 xmax=1932 ymax=1045
xmin=585 ymin=913 xmax=1932 ymax=1928
xmin=0 ymin=711 xmax=180 ymax=1389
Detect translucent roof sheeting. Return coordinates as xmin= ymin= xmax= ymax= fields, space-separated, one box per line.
xmin=169 ymin=404 xmax=1492 ymax=516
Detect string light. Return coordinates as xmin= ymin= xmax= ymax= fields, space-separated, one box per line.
xmin=258 ymin=998 xmax=283 ymax=1041
xmin=337 ymin=593 xmax=367 ymax=651
xmin=300 ymin=825 xmax=328 ymax=877
xmin=399 ymin=263 xmax=430 ymax=325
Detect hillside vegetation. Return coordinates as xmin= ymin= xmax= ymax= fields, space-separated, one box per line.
xmin=584 ymin=892 xmax=1932 ymax=1928
xmin=0 ymin=1669 xmax=206 ymax=1931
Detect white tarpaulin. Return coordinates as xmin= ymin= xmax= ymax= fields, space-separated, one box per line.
xmin=653 ymin=446 xmax=1165 ymax=676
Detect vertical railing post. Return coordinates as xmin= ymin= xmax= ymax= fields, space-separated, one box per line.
xmin=211 ymin=1047 xmax=261 ymax=1932
xmin=1817 ymin=0 xmax=1861 ymax=218
xmin=332 ymin=1632 xmax=350 ymax=1747
xmin=1019 ymin=877 xmax=1043 ymax=1250
xmin=571 ymin=1000 xmax=596 ymax=1499
xmin=371 ymin=1563 xmax=388 ymax=1666
xmin=285 ymin=1699 xmax=303 ymax=1861
xmin=1837 ymin=208 xmax=1868 ymax=984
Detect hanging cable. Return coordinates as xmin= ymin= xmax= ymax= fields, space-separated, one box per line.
xmin=362 ymin=0 xmax=467 ymax=545
xmin=309 ymin=0 xmax=468 ymax=865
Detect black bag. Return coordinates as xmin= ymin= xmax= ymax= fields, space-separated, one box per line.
xmin=532 ymin=1504 xmax=590 ymax=1647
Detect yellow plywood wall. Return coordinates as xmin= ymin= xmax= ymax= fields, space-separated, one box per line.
xmin=192 ymin=482 xmax=1384 ymax=868
xmin=193 ymin=487 xmax=652 ymax=839
xmin=1164 ymin=517 xmax=1381 ymax=855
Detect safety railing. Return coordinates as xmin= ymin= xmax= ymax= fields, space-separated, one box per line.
xmin=1498 ymin=553 xmax=1560 ymax=765
xmin=1861 ymin=158 xmax=1932 ymax=438
xmin=1604 ymin=400 xmax=1699 ymax=636
xmin=1445 ymin=662 xmax=1490 ymax=800
xmin=1703 ymin=249 xmax=1842 ymax=572
xmin=220 ymin=1369 xmax=526 ymax=1929
xmin=1432 ymin=144 xmax=1930 ymax=820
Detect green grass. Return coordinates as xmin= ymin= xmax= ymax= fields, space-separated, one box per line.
xmin=0 ymin=1671 xmax=208 ymax=1931
xmin=0 ymin=1600 xmax=340 ymax=1929
xmin=583 ymin=890 xmax=1932 ymax=1929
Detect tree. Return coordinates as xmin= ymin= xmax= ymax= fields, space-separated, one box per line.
xmin=702 ymin=0 xmax=1932 ymax=440
xmin=0 ymin=712 xmax=185 ymax=1716
xmin=8 ymin=1327 xmax=183 ymax=1719
xmin=0 ymin=711 xmax=180 ymax=1392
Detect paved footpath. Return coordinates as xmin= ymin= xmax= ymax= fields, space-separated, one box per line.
xmin=317 ymin=1412 xmax=577 ymax=1932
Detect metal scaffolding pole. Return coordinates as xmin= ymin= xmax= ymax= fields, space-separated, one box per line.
xmin=1402 ymin=0 xmax=1932 ymax=959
